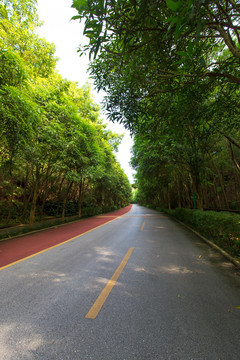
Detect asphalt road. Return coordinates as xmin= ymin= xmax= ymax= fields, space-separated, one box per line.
xmin=0 ymin=204 xmax=240 ymax=360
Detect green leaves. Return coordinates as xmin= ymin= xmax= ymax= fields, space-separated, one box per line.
xmin=0 ymin=48 xmax=28 ymax=87
xmin=166 ymin=0 xmax=181 ymax=11
xmin=0 ymin=0 xmax=132 ymax=226
xmin=70 ymin=0 xmax=240 ymax=213
xmin=71 ymin=0 xmax=88 ymax=12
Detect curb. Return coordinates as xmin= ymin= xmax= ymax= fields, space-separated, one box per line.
xmin=0 ymin=205 xmax=132 ymax=243
xmin=0 ymin=217 xmax=85 ymax=243
xmin=169 ymin=215 xmax=240 ymax=270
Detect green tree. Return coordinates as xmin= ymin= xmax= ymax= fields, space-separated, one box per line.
xmin=72 ymin=0 xmax=240 ymax=211
xmin=0 ymin=0 xmax=133 ymax=226
xmin=0 ymin=0 xmax=57 ymax=77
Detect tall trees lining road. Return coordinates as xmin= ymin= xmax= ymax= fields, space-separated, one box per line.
xmin=0 ymin=0 xmax=132 ymax=227
xmin=72 ymin=0 xmax=240 ymax=209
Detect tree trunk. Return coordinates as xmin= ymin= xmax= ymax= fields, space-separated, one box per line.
xmin=229 ymin=142 xmax=240 ymax=173
xmin=62 ymin=181 xmax=73 ymax=221
xmin=29 ymin=179 xmax=39 ymax=228
xmin=177 ymin=178 xmax=182 ymax=208
xmin=22 ymin=192 xmax=32 ymax=222
xmin=196 ymin=191 xmax=203 ymax=210
xmin=6 ymin=191 xmax=13 ymax=223
xmin=40 ymin=194 xmax=47 ymax=218
xmin=189 ymin=165 xmax=203 ymax=210
xmin=21 ymin=165 xmax=30 ymax=222
xmin=56 ymin=176 xmax=65 ymax=216
xmin=6 ymin=157 xmax=14 ymax=223
xmin=211 ymin=159 xmax=229 ymax=209
xmin=233 ymin=169 xmax=240 ymax=203
xmin=78 ymin=179 xmax=84 ymax=218
xmin=213 ymin=180 xmax=221 ymax=208
xmin=39 ymin=166 xmax=53 ymax=218
xmin=183 ymin=181 xmax=191 ymax=208
xmin=167 ymin=186 xmax=171 ymax=210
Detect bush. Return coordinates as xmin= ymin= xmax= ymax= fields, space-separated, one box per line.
xmin=0 ymin=203 xmax=124 ymax=240
xmin=163 ymin=208 xmax=240 ymax=260
xmin=44 ymin=201 xmax=120 ymax=218
xmin=81 ymin=206 xmax=102 ymax=217
xmin=102 ymin=205 xmax=118 ymax=213
xmin=44 ymin=200 xmax=79 ymax=216
xmin=0 ymin=199 xmax=25 ymax=222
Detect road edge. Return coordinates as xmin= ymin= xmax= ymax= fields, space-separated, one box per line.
xmin=165 ymin=213 xmax=240 ymax=270
xmin=0 ymin=205 xmax=133 ymax=271
xmin=0 ymin=205 xmax=132 ymax=243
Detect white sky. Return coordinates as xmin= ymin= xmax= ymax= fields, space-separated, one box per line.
xmin=37 ymin=0 xmax=135 ymax=183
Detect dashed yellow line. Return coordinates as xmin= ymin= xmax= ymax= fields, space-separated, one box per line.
xmin=140 ymin=221 xmax=145 ymax=231
xmin=85 ymin=247 xmax=134 ymax=319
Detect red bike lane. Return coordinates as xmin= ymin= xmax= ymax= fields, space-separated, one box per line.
xmin=0 ymin=205 xmax=132 ymax=270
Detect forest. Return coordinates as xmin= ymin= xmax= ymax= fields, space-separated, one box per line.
xmin=72 ymin=0 xmax=240 ymax=211
xmin=0 ymin=0 xmax=132 ymax=229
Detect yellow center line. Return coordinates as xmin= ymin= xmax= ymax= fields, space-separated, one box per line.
xmin=85 ymin=247 xmax=134 ymax=320
xmin=140 ymin=221 xmax=145 ymax=231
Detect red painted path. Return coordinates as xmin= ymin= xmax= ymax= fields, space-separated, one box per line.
xmin=0 ymin=205 xmax=132 ymax=269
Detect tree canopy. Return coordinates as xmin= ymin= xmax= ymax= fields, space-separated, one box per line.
xmin=72 ymin=0 xmax=240 ymax=210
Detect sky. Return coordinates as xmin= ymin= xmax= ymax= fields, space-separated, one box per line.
xmin=37 ymin=0 xmax=135 ymax=183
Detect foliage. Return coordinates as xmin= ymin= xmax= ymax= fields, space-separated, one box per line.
xmin=72 ymin=0 xmax=240 ymax=85
xmin=72 ymin=0 xmax=240 ymax=210
xmin=0 ymin=0 xmax=132 ymax=227
xmin=0 ymin=0 xmax=57 ymax=77
xmin=0 ymin=203 xmax=119 ymax=240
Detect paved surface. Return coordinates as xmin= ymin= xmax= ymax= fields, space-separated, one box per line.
xmin=0 ymin=204 xmax=240 ymax=359
xmin=0 ymin=205 xmax=132 ymax=268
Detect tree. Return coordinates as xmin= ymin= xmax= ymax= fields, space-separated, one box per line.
xmin=0 ymin=1 xmax=133 ymax=226
xmin=72 ymin=0 xmax=240 ymax=84
xmin=72 ymin=0 xmax=240 ymax=210
xmin=0 ymin=0 xmax=57 ymax=77
xmin=71 ymin=0 xmax=240 ymax=130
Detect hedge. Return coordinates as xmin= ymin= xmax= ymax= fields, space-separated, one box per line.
xmin=0 ymin=204 xmax=120 ymax=241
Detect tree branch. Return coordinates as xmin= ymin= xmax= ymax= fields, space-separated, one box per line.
xmin=204 ymin=71 xmax=240 ymax=85
xmin=215 ymin=24 xmax=240 ymax=58
xmin=218 ymin=130 xmax=240 ymax=150
xmin=229 ymin=141 xmax=240 ymax=173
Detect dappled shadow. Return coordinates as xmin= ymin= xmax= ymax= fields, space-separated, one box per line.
xmin=156 ymin=264 xmax=195 ymax=275
xmin=1 ymin=231 xmax=240 ymax=360
xmin=28 ymin=271 xmax=67 ymax=281
xmin=0 ymin=323 xmax=46 ymax=360
xmin=1 ymin=203 xmax=240 ymax=359
xmin=133 ymin=260 xmax=205 ymax=276
xmin=152 ymin=225 xmax=166 ymax=231
xmin=0 ymin=243 xmax=134 ymax=359
xmin=94 ymin=246 xmax=116 ymax=264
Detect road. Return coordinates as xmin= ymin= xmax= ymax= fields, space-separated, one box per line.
xmin=0 ymin=204 xmax=240 ymax=360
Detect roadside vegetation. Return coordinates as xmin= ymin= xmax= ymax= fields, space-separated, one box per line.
xmin=0 ymin=0 xmax=132 ymax=230
xmin=163 ymin=208 xmax=240 ymax=260
xmin=72 ymin=0 xmax=240 ymax=258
